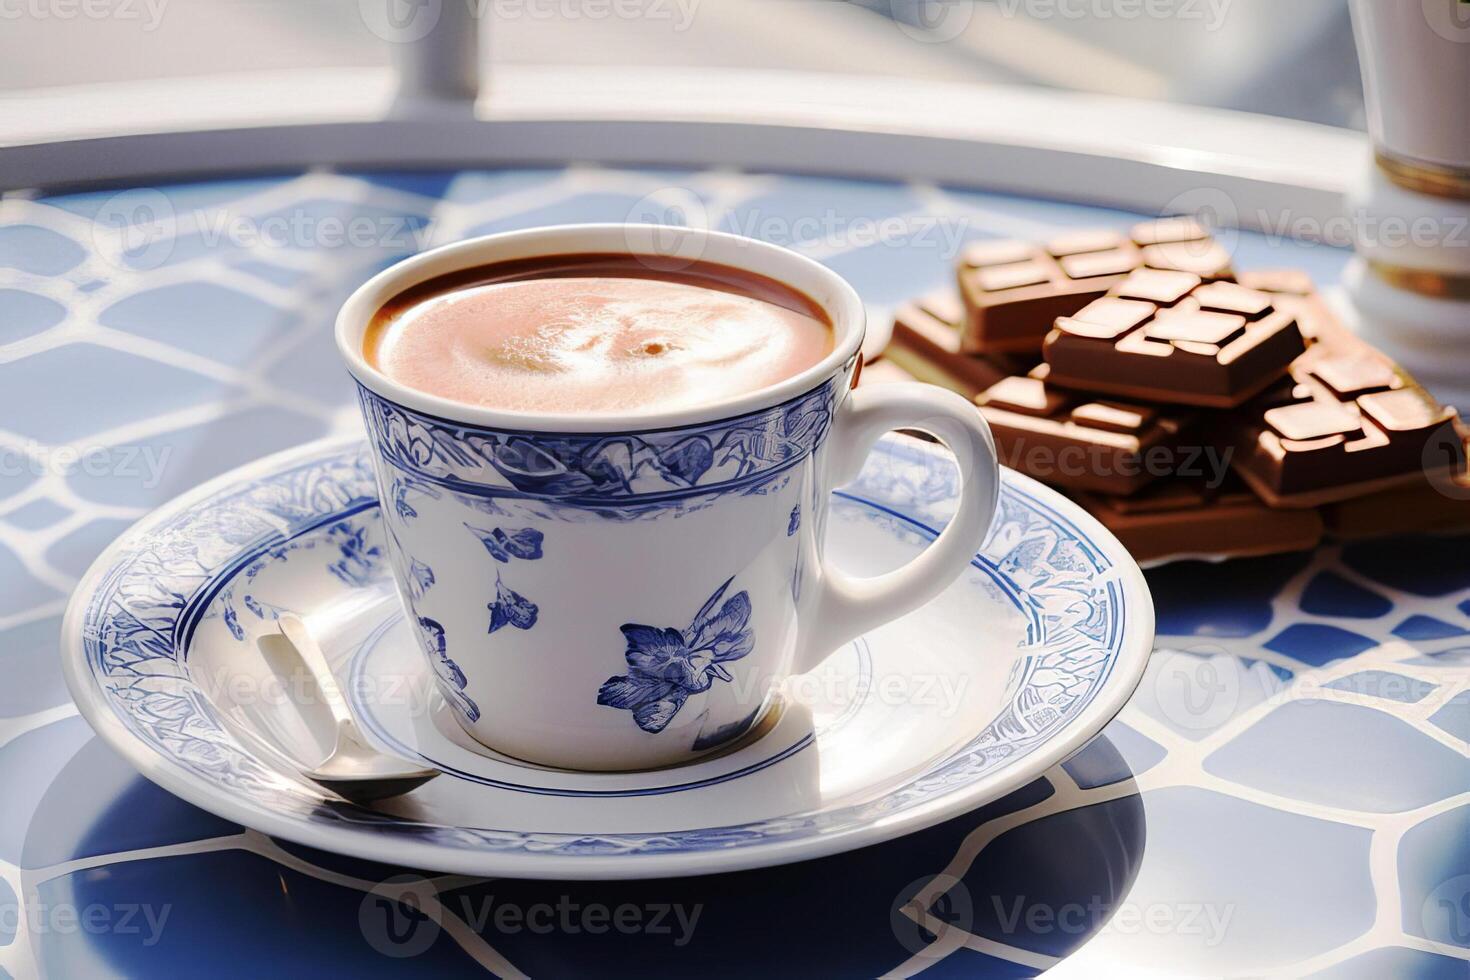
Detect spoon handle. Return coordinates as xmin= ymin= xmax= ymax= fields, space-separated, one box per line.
xmin=277 ymin=614 xmax=371 ymax=752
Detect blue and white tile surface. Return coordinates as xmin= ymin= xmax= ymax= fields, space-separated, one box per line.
xmin=1 ymin=167 xmax=1467 ymax=977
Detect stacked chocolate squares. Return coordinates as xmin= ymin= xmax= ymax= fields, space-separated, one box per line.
xmin=865 ymin=220 xmax=1470 ymax=562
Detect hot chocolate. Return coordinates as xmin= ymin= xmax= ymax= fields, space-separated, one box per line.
xmin=364 ymin=253 xmax=834 ymax=414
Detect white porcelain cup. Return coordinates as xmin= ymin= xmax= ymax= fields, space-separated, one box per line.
xmin=336 ymin=224 xmax=999 ymax=771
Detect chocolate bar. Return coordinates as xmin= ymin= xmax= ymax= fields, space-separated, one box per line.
xmin=1042 ymin=272 xmax=1307 ymax=407
xmin=1131 ymin=217 xmax=1234 ymax=280
xmin=1074 ymin=475 xmax=1324 ymax=562
xmin=886 ymin=292 xmax=1025 ymax=396
xmin=956 ymin=221 xmax=1234 ymax=356
xmin=1230 ymin=340 xmax=1464 ymax=507
xmin=1168 ymin=272 xmax=1465 ymax=508
xmin=956 ymin=234 xmax=1139 ymax=354
xmin=877 ymin=255 xmax=1462 ymax=561
xmin=974 ymin=364 xmax=1201 ymax=495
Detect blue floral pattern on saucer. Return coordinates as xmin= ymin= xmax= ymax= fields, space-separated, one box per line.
xmin=217 ymin=518 xmax=384 ymax=642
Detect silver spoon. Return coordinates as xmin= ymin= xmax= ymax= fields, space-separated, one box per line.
xmin=265 ymin=613 xmax=440 ymax=802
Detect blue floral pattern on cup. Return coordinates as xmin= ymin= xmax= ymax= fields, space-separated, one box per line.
xmin=597 ymin=576 xmax=755 ymax=733
xmin=407 ymin=558 xmax=435 ymax=600
xmin=488 ymin=575 xmax=539 ymax=634
xmin=392 ymin=475 xmax=441 ymax=521
xmin=415 ymin=616 xmax=480 ymax=723
xmin=464 ymin=524 xmax=544 ymax=635
xmin=356 ymin=375 xmax=841 ymax=504
xmin=466 ymin=525 xmax=544 ymax=562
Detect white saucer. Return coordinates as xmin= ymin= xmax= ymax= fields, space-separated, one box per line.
xmin=62 ymin=434 xmax=1153 ymax=879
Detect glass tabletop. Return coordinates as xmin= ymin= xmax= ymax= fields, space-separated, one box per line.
xmin=1 ymin=166 xmax=1466 ymax=978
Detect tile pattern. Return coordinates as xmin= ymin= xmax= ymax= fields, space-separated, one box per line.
xmin=0 ymin=168 xmax=1466 ymax=978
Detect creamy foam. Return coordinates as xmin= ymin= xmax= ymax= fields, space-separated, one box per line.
xmin=366 ymin=267 xmax=834 ymax=414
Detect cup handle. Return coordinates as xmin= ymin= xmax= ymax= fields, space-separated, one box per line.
xmin=793 ymin=382 xmax=1000 ymax=674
